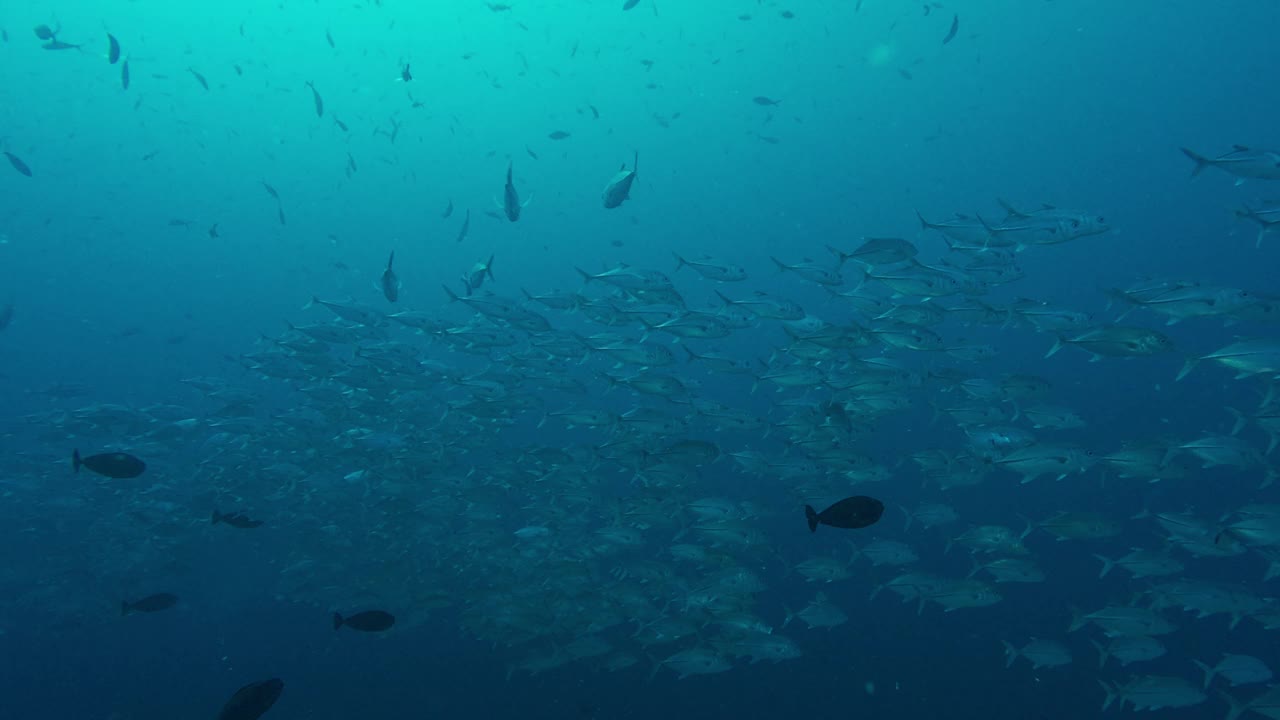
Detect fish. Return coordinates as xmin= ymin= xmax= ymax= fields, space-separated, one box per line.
xmin=333 ymin=610 xmax=395 ymax=632
xmin=463 ymin=255 xmax=495 ymax=295
xmin=42 ymin=40 xmax=81 ymax=50
xmin=442 ymin=198 xmax=454 ymax=218
xmin=456 ymin=209 xmax=471 ymax=243
xmin=401 ymin=63 xmax=412 ymax=82
xmin=548 ymin=130 xmax=571 ymax=140
xmin=107 ymin=33 xmax=120 ymax=63
xmin=261 ymin=182 xmax=279 ymax=200
xmin=602 ymin=151 xmax=638 ymax=209
xmin=0 ymin=304 xmax=12 ymax=331
xmin=122 ymin=593 xmax=178 ymax=615
xmin=121 ymin=59 xmax=130 ymax=89
xmin=188 ymin=67 xmax=209 ymax=90
xmin=752 ymin=96 xmax=781 ymax=106
xmin=500 ymin=161 xmax=528 ymax=221
xmin=805 ymin=496 xmax=885 ymax=532
xmin=380 ymin=251 xmax=400 ymax=303
xmin=212 ymin=510 xmax=264 ymax=529
xmin=623 ymin=0 xmax=641 ymax=9
xmin=72 ymin=449 xmax=146 ymax=479
xmin=305 ymin=81 xmax=323 ymax=117
xmin=34 ymin=25 xmax=56 ymax=40
xmin=333 ymin=117 xmax=348 ymax=132
xmin=942 ymin=14 xmax=959 ymax=44
xmin=1181 ymin=145 xmax=1280 ymax=182
xmin=217 ymin=678 xmax=283 ymax=720
xmin=325 ymin=29 xmax=335 ymax=48
xmin=588 ymin=104 xmax=600 ymax=119
xmin=3 ymin=151 xmax=32 ymax=177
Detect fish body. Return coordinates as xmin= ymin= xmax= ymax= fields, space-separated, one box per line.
xmin=805 ymin=495 xmax=884 ymax=532
xmin=334 ymin=610 xmax=395 ymax=632
xmin=217 ymin=678 xmax=283 ymax=720
xmin=122 ymin=593 xmax=178 ymax=615
xmin=3 ymin=151 xmax=31 ymax=177
xmin=502 ymin=161 xmax=525 ymax=221
xmin=188 ymin=67 xmax=209 ymax=90
xmin=121 ymin=59 xmax=130 ymax=89
xmin=602 ymin=152 xmax=638 ymax=208
xmin=1182 ymin=146 xmax=1280 ymax=182
xmin=463 ymin=254 xmax=495 ymax=295
xmin=213 ymin=510 xmax=263 ymax=529
xmin=305 ymin=80 xmax=323 ymax=117
xmin=380 ymin=251 xmax=400 ymax=302
xmin=73 ymin=449 xmax=146 ymax=478
xmin=107 ymin=33 xmax=120 ymax=63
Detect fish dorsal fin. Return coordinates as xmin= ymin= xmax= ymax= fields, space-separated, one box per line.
xmin=1234 ymin=144 xmax=1250 ymax=152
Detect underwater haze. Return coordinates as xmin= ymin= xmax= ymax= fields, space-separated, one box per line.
xmin=3 ymin=1 xmax=1280 ymax=719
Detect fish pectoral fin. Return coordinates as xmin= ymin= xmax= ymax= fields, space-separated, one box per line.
xmin=522 ymin=193 xmax=534 ymax=208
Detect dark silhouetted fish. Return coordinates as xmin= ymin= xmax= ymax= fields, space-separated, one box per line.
xmin=122 ymin=592 xmax=178 ymax=615
xmin=401 ymin=63 xmax=412 ymax=82
xmin=752 ymin=96 xmax=781 ymax=106
xmin=188 ymin=67 xmax=209 ymax=90
xmin=0 ymin=304 xmax=13 ymax=331
xmin=602 ymin=151 xmax=638 ymax=209
xmin=41 ymin=39 xmax=81 ymax=50
xmin=325 ymin=29 xmax=335 ymax=48
xmin=623 ymin=0 xmax=641 ymax=9
xmin=34 ymin=25 xmax=56 ymax=40
xmin=208 ymin=223 xmax=219 ymax=238
xmin=442 ymin=198 xmax=453 ymax=218
xmin=380 ymin=251 xmax=400 ymax=303
xmin=107 ymin=33 xmax=120 ymax=63
xmin=942 ymin=14 xmax=959 ymax=44
xmin=261 ymin=181 xmax=279 ymax=200
xmin=305 ymin=80 xmax=323 ymax=117
xmin=121 ymin=59 xmax=130 ymax=89
xmin=217 ymin=678 xmax=283 ymax=720
xmin=4 ymin=151 xmax=32 ymax=177
xmin=73 ymin=449 xmax=146 ymax=478
xmin=501 ymin=161 xmax=526 ymax=222
xmin=333 ymin=610 xmax=395 ymax=632
xmin=213 ymin=510 xmax=263 ymax=529
xmin=806 ymin=496 xmax=884 ymax=532
xmin=548 ymin=130 xmax=571 ymax=140
xmin=455 ymin=209 xmax=471 ymax=243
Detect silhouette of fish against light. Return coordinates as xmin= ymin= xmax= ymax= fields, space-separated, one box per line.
xmin=806 ymin=496 xmax=884 ymax=532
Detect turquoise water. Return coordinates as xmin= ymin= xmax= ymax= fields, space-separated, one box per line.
xmin=2 ymin=2 xmax=1279 ymax=718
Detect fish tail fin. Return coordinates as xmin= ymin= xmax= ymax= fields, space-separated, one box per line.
xmin=713 ymin=289 xmax=734 ymax=306
xmin=1089 ymin=639 xmax=1108 ymax=669
xmin=1045 ymin=337 xmax=1064 ymax=358
xmin=1098 ymin=680 xmax=1117 ymax=712
xmin=1226 ymin=406 xmax=1247 ymax=436
xmin=574 ymin=267 xmax=594 ymax=284
xmin=121 ymin=601 xmax=131 ymax=616
xmin=333 ymin=612 xmax=344 ymax=630
xmin=1180 ymin=147 xmax=1212 ymax=177
xmin=72 ymin=449 xmax=82 ymax=473
xmin=442 ymin=284 xmax=460 ymax=302
xmin=487 ymin=255 xmax=495 ymax=281
xmin=824 ymin=244 xmax=848 ymax=268
xmin=1092 ymin=554 xmax=1114 ymax=579
xmin=212 ymin=510 xmax=223 ymax=525
xmin=672 ymin=252 xmax=688 ymax=272
xmin=1175 ymin=357 xmax=1199 ymax=382
xmin=769 ymin=256 xmax=788 ymax=273
xmin=387 ymin=250 xmax=395 ymax=268
xmin=1001 ymin=641 xmax=1018 ymax=668
xmin=804 ymin=505 xmax=819 ymax=533
xmin=303 ymin=296 xmax=318 ymax=310
xmin=1192 ymin=659 xmax=1215 ymax=690
xmin=1220 ymin=691 xmax=1248 ymax=720
xmin=915 ymin=210 xmax=934 ymax=230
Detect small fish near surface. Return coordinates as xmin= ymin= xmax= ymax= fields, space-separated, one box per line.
xmin=122 ymin=592 xmax=178 ymax=615
xmin=3 ymin=151 xmax=32 ymax=177
xmin=602 ymin=151 xmax=638 ymax=209
xmin=333 ymin=609 xmax=395 ymax=632
xmin=806 ymin=495 xmax=885 ymax=532
xmin=73 ymin=449 xmax=146 ymax=478
xmin=500 ymin=161 xmax=529 ymax=221
xmin=212 ymin=510 xmax=264 ymax=529
xmin=305 ymin=80 xmax=323 ymax=117
xmin=380 ymin=251 xmax=401 ymax=303
xmin=455 ymin=209 xmax=471 ymax=243
xmin=217 ymin=678 xmax=283 ymax=720
xmin=942 ymin=14 xmax=959 ymax=45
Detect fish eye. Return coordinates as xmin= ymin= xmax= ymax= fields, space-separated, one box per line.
xmin=1071 ymin=219 xmax=1080 ymax=228
xmin=1097 ymin=217 xmax=1105 ymax=223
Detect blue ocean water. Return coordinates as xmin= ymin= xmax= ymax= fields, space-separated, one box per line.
xmin=2 ymin=1 xmax=1279 ymax=718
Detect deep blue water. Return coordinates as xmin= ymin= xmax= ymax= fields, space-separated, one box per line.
xmin=2 ymin=2 xmax=1279 ymax=719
